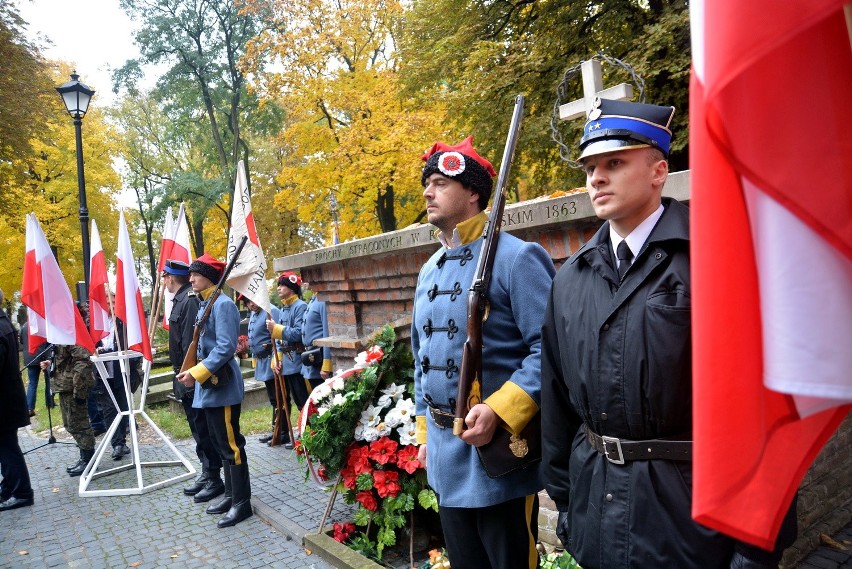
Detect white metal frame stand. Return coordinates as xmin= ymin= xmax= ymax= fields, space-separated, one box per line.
xmin=79 ymin=350 xmax=196 ymax=496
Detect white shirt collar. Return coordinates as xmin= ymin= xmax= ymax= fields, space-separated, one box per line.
xmin=609 ymin=204 xmax=665 ymax=267
xmin=437 ymin=228 xmax=463 ymax=250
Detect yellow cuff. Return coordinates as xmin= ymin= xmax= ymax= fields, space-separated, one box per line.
xmin=188 ymin=362 xmax=212 ymax=385
xmin=321 ymin=359 xmax=333 ymax=373
xmin=271 ymin=324 xmax=284 ymax=340
xmin=484 ymin=381 xmax=538 ymax=436
xmin=416 ymin=415 xmax=427 ymax=445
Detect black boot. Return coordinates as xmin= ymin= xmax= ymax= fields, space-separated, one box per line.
xmin=206 ymin=461 xmax=232 ymax=515
xmin=183 ymin=469 xmax=209 ymax=496
xmin=68 ymin=449 xmax=95 ymax=477
xmin=193 ymin=468 xmax=225 ymax=503
xmin=218 ymin=463 xmax=252 ymax=528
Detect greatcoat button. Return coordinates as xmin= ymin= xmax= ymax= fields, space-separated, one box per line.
xmin=601 ymin=413 xmax=608 ymax=421
xmin=606 ymin=494 xmax=613 ymax=502
xmin=603 ymin=323 xmax=610 ymax=331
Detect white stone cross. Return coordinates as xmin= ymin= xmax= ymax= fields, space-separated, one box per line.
xmin=558 ymin=59 xmax=634 ymax=121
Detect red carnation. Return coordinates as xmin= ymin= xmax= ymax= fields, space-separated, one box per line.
xmin=341 ymin=465 xmax=357 ymax=490
xmin=356 ymin=490 xmax=378 ymax=511
xmin=294 ymin=439 xmax=304 ymax=456
xmin=369 ymin=437 xmax=398 ymax=465
xmin=332 ymin=521 xmax=356 ymax=542
xmin=365 ymin=345 xmax=384 ymax=363
xmin=347 ymin=443 xmax=372 ymax=474
xmin=396 ymin=444 xmax=422 ymax=474
xmin=373 ymin=469 xmax=401 ymax=498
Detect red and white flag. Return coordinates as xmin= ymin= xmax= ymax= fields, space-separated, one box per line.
xmin=115 ymin=210 xmax=153 ymax=362
xmin=89 ymin=219 xmax=113 ymax=344
xmin=21 ymin=214 xmax=95 ymax=354
xmin=156 ymin=206 xmax=175 ymax=274
xmin=160 ymin=203 xmax=193 ymax=330
xmin=170 ymin=203 xmax=192 ymax=264
xmin=690 ymin=0 xmax=852 ymax=549
xmin=226 ymin=160 xmax=271 ymax=314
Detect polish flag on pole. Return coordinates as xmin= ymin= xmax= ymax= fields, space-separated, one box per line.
xmin=226 ymin=160 xmax=271 ymax=314
xmin=160 ymin=203 xmax=193 ymax=330
xmin=170 ymin=203 xmax=192 ymax=264
xmin=157 ymin=206 xmax=175 ymax=274
xmin=89 ymin=219 xmax=113 ymax=343
xmin=21 ymin=214 xmax=95 ymax=354
xmin=690 ymin=0 xmax=852 ymax=549
xmin=115 ymin=210 xmax=153 ymax=362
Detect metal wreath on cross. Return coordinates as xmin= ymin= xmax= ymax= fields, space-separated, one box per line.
xmin=550 ymin=53 xmax=647 ymax=168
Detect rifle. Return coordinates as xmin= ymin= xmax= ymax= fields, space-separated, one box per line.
xmin=179 ymin=235 xmax=249 ymax=384
xmin=453 ymin=95 xmax=541 ymax=478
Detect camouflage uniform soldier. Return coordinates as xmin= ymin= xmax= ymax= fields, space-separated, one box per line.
xmin=44 ymin=344 xmax=95 ymax=476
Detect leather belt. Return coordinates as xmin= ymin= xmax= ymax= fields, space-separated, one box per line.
xmin=583 ymin=424 xmax=692 ymax=464
xmin=428 ymin=406 xmax=456 ymax=429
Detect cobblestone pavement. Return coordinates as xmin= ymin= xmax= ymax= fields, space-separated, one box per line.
xmin=1 ymin=425 xmax=344 ymax=569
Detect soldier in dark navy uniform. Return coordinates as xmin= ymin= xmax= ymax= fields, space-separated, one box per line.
xmin=541 ymin=99 xmax=796 ymax=568
xmin=163 ymin=259 xmax=223 ymax=500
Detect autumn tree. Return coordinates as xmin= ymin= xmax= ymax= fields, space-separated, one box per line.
xmin=0 ymin=2 xmax=54 ymax=193
xmin=242 ymin=0 xmax=448 ymax=240
xmin=116 ymin=0 xmax=276 ymax=256
xmin=0 ymin=60 xmax=120 ymax=300
xmin=399 ymin=0 xmax=692 ymax=194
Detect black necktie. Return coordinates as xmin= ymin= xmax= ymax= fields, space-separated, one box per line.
xmin=616 ymin=240 xmax=633 ymax=280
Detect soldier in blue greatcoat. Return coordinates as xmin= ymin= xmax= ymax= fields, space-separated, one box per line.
xmin=265 ymin=271 xmax=307 ymax=448
xmin=176 ymin=253 xmax=252 ymax=528
xmin=300 ymin=286 xmax=332 ymax=387
xmin=412 ymin=136 xmax=555 ymax=569
xmin=242 ymin=296 xmax=280 ymax=444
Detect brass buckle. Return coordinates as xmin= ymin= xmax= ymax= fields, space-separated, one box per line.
xmin=601 ymin=435 xmax=625 ymax=465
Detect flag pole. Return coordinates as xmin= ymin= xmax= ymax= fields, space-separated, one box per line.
xmin=845 ymin=4 xmax=852 ymax=48
xmin=269 ymin=325 xmax=296 ymax=447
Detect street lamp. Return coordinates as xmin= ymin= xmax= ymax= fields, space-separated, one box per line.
xmin=56 ymin=72 xmax=95 ymax=301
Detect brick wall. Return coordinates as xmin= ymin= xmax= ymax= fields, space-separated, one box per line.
xmin=274 ymin=173 xmax=850 ymax=561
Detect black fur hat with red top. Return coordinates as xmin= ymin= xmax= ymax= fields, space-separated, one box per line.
xmin=421 ymin=136 xmax=497 ymax=208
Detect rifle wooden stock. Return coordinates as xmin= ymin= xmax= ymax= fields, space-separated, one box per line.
xmin=454 ymin=94 xmax=525 ymax=432
xmin=454 ymin=95 xmax=541 ymax=478
xmin=178 ymin=235 xmax=249 ymax=378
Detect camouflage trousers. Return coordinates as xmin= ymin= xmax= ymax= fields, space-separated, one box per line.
xmin=58 ymin=393 xmax=95 ymax=451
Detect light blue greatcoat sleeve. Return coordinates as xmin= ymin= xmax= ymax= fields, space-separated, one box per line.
xmin=275 ymin=299 xmax=306 ymax=376
xmin=249 ymin=306 xmax=278 ymax=383
xmin=301 ymin=298 xmax=330 ymax=379
xmin=191 ymin=294 xmax=245 ymax=408
xmin=412 ymin=234 xmax=555 ymax=508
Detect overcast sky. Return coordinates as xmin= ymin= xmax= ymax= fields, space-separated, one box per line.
xmin=14 ymin=0 xmax=143 ymax=106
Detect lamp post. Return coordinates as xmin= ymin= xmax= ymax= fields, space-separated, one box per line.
xmin=56 ymin=72 xmax=95 ymax=301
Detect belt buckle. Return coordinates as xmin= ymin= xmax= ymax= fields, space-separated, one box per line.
xmin=601 ymin=435 xmax=625 ymax=465
xmin=429 ymin=407 xmax=448 ymax=429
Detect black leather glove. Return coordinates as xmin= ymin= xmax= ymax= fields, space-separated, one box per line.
xmin=556 ymin=511 xmax=571 ymax=548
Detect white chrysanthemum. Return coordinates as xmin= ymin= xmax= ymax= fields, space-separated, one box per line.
xmin=312 ymin=383 xmax=331 ymax=400
xmin=331 ymin=393 xmax=347 ymax=407
xmin=317 ymin=405 xmax=330 ymax=417
xmin=398 ymin=421 xmax=417 ymax=445
xmin=384 ymin=408 xmax=405 ymax=428
xmin=362 ymin=425 xmax=380 ymax=442
xmin=354 ymin=351 xmax=369 ymax=369
xmin=359 ymin=404 xmax=383 ymax=427
xmin=393 ymin=398 xmax=415 ymax=418
xmin=375 ymin=422 xmax=392 ymax=438
xmin=330 ymin=376 xmax=344 ymax=391
xmin=377 ymin=383 xmax=405 ymax=407
xmin=354 ymin=423 xmax=366 ymax=441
